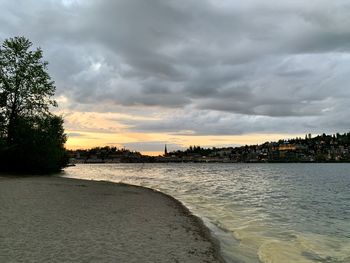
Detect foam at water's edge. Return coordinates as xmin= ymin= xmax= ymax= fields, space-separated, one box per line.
xmin=258 ymin=239 xmax=315 ymax=263
xmin=198 ymin=217 xmax=241 ymax=263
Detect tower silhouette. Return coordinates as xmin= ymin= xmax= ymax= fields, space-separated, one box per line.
xmin=164 ymin=144 xmax=168 ymax=156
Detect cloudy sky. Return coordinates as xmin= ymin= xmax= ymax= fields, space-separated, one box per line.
xmin=1 ymin=0 xmax=350 ymax=155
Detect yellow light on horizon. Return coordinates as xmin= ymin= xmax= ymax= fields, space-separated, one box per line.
xmin=65 ymin=129 xmax=304 ymax=155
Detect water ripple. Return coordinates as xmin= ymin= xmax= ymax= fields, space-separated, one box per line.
xmin=63 ymin=163 xmax=350 ymax=263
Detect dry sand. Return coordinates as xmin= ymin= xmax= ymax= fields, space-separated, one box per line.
xmin=0 ymin=176 xmax=224 ymax=263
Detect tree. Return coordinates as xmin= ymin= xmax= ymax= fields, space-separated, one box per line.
xmin=0 ymin=37 xmax=67 ymax=173
xmin=0 ymin=36 xmax=56 ymax=143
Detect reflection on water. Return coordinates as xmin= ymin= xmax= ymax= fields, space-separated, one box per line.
xmin=63 ymin=163 xmax=350 ymax=263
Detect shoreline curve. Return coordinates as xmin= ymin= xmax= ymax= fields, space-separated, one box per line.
xmin=0 ymin=176 xmax=226 ymax=263
xmin=111 ymin=180 xmax=227 ymax=263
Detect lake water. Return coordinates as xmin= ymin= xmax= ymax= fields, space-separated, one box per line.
xmin=63 ymin=163 xmax=350 ymax=263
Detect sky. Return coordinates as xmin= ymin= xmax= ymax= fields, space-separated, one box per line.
xmin=1 ymin=0 xmax=350 ymax=155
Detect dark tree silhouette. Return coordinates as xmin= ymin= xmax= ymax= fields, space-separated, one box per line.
xmin=0 ymin=37 xmax=67 ymax=173
xmin=0 ymin=37 xmax=56 ymax=142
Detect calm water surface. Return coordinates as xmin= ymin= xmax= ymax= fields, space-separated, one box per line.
xmin=63 ymin=163 xmax=350 ymax=263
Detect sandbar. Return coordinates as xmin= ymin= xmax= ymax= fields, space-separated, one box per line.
xmin=0 ymin=176 xmax=224 ymax=263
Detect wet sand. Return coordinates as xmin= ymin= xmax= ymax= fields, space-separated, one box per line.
xmin=0 ymin=176 xmax=224 ymax=263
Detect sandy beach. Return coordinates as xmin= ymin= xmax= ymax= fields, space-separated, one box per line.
xmin=0 ymin=176 xmax=224 ymax=263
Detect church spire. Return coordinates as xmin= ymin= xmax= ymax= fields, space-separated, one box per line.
xmin=164 ymin=144 xmax=168 ymax=156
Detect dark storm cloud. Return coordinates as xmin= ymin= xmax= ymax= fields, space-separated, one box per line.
xmin=125 ymin=106 xmax=350 ymax=136
xmin=1 ymin=0 xmax=350 ymax=136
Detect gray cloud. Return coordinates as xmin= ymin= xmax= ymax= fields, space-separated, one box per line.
xmin=1 ymin=0 xmax=350 ymax=137
xmin=124 ymin=105 xmax=350 ymax=136
xmin=66 ymin=132 xmax=85 ymax=138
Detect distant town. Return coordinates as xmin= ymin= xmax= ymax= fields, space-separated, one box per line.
xmin=67 ymin=132 xmax=350 ymax=164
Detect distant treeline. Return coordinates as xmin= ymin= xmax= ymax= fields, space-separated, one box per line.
xmin=67 ymin=146 xmax=150 ymax=163
xmin=68 ymin=132 xmax=350 ymax=163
